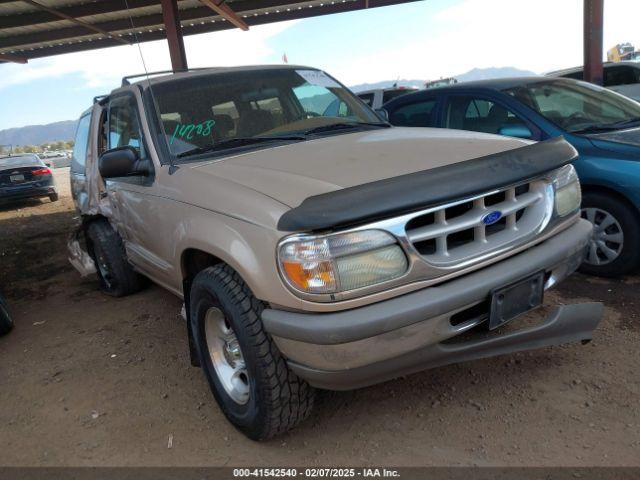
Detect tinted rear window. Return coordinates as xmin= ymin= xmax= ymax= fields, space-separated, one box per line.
xmin=0 ymin=155 xmax=42 ymax=168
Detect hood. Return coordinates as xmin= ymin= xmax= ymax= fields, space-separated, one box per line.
xmin=192 ymin=127 xmax=529 ymax=207
xmin=584 ymin=126 xmax=640 ymax=156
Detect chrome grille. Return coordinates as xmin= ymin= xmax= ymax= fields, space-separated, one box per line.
xmin=405 ymin=180 xmax=554 ymax=268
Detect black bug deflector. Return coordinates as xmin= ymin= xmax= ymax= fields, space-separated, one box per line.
xmin=277 ymin=137 xmax=578 ymax=232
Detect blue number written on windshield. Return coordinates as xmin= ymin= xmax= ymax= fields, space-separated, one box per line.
xmin=170 ymin=120 xmax=216 ymax=144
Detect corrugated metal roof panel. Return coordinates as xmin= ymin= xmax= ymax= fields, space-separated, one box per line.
xmin=0 ymin=0 xmax=422 ymax=63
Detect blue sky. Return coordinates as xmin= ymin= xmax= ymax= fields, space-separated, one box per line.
xmin=0 ymin=0 xmax=638 ymax=130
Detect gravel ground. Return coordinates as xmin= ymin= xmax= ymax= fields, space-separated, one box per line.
xmin=0 ymin=168 xmax=638 ymax=467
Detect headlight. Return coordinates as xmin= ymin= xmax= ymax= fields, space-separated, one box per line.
xmin=278 ymin=230 xmax=408 ymax=295
xmin=552 ymin=164 xmax=581 ymax=217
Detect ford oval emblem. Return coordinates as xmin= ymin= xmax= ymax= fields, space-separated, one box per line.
xmin=482 ymin=211 xmax=503 ymax=226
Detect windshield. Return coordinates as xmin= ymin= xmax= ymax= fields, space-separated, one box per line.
xmin=149 ymin=68 xmax=381 ymax=157
xmin=505 ymin=79 xmax=640 ymax=133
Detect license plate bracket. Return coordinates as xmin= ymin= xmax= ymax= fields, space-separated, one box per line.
xmin=489 ymin=272 xmax=545 ymax=330
xmin=10 ymin=174 xmax=25 ymax=183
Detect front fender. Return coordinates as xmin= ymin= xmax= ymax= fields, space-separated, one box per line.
xmin=575 ymin=156 xmax=640 ymax=210
xmin=171 ymin=209 xmax=291 ymax=305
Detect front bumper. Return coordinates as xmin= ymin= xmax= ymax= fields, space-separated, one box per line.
xmin=262 ymin=219 xmax=603 ymax=390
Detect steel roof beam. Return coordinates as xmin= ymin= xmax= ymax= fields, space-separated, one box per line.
xmin=198 ymin=0 xmax=249 ymax=31
xmin=0 ymin=53 xmax=27 ymax=63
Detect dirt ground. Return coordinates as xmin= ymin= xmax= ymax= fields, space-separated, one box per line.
xmin=0 ymin=168 xmax=639 ymax=467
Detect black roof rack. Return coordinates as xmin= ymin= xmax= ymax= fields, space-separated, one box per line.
xmin=121 ymin=68 xmax=214 ymax=87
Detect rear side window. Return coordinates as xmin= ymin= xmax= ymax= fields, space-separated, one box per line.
xmin=71 ymin=113 xmax=91 ymax=173
xmin=446 ymin=96 xmax=529 ymax=135
xmin=389 ymin=100 xmax=437 ymax=127
xmin=604 ymin=66 xmax=639 ymax=86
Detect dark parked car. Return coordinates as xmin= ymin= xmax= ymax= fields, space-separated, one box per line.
xmin=383 ymin=77 xmax=640 ymax=277
xmin=0 ymin=154 xmax=58 ymax=204
xmin=0 ymin=292 xmax=13 ymax=336
xmin=547 ymin=62 xmax=640 ymax=102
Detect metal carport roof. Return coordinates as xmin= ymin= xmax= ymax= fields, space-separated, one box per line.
xmin=0 ymin=0 xmax=422 ymax=65
xmin=0 ymin=0 xmax=605 ymax=85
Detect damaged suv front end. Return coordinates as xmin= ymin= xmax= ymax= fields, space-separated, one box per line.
xmin=263 ymin=139 xmax=600 ymax=390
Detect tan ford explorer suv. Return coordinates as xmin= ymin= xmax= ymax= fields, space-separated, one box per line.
xmin=69 ymin=65 xmax=603 ymax=440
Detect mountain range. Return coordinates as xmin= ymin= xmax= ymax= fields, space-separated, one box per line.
xmin=1 ymin=67 xmax=537 ymax=147
xmin=349 ymin=66 xmax=537 ymax=92
xmin=0 ymin=120 xmax=77 ymax=148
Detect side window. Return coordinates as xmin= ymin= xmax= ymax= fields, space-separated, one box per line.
xmin=358 ymin=93 xmax=375 ymax=106
xmin=446 ymin=96 xmax=530 ymax=136
xmin=389 ymin=100 xmax=437 ymax=127
xmin=108 ymin=95 xmax=145 ymax=157
xmin=71 ymin=113 xmax=91 ymax=174
xmin=604 ymin=66 xmax=638 ymax=86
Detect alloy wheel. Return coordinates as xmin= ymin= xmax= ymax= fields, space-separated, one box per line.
xmin=204 ymin=306 xmax=250 ymax=405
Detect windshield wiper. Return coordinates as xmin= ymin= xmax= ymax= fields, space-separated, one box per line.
xmin=605 ymin=116 xmax=640 ymax=129
xmin=303 ymin=121 xmax=390 ymax=136
xmin=176 ymin=135 xmax=306 ymax=158
xmin=572 ymin=117 xmax=640 ymax=134
xmin=571 ymin=124 xmax=622 ymax=134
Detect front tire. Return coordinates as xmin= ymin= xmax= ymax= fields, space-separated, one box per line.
xmin=580 ymin=192 xmax=640 ymax=277
xmin=0 ymin=293 xmax=14 ymax=336
xmin=49 ymin=193 xmax=59 ymax=202
xmin=190 ymin=265 xmax=315 ymax=440
xmin=86 ymin=219 xmax=146 ymax=297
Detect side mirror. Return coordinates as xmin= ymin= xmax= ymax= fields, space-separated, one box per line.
xmin=99 ymin=146 xmax=148 ymax=178
xmin=376 ymin=108 xmax=389 ymax=122
xmin=498 ymin=125 xmax=533 ymax=139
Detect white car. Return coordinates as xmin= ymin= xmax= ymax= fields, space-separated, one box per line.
xmin=547 ymin=62 xmax=640 ymax=102
xmin=356 ymin=86 xmax=419 ymax=110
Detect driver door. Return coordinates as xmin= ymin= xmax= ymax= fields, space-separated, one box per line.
xmin=103 ymin=93 xmax=175 ymax=287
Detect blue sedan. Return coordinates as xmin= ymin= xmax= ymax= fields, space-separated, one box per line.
xmin=383 ymin=77 xmax=640 ymax=277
